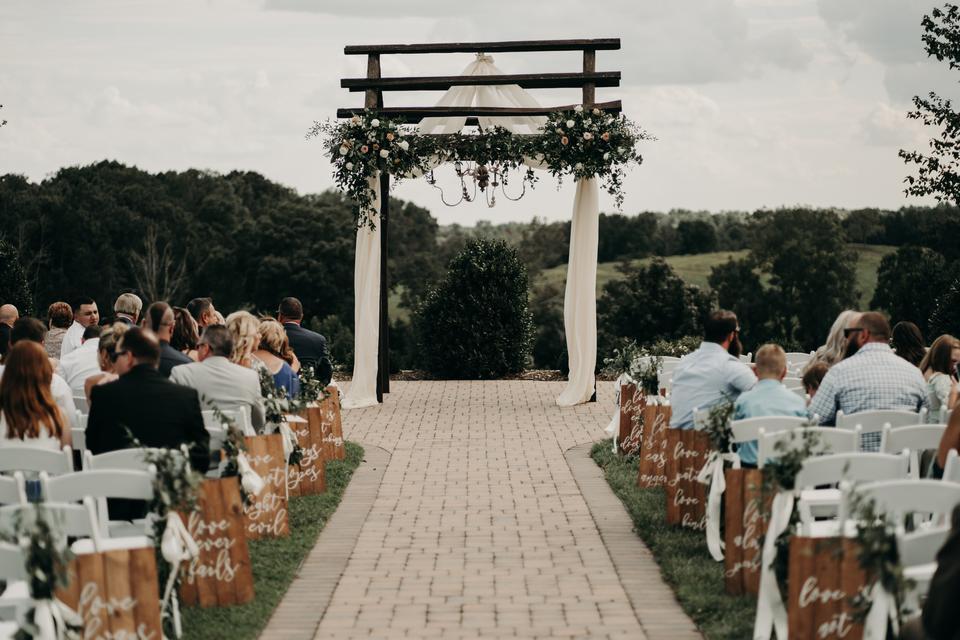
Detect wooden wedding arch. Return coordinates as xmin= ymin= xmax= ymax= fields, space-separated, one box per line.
xmin=338 ymin=38 xmax=623 ymax=403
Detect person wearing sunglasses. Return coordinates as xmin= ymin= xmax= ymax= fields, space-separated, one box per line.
xmin=82 ymin=322 xmax=129 ymax=403
xmin=808 ymin=312 xmax=929 ymax=451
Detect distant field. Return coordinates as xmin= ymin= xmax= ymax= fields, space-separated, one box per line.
xmin=534 ymin=244 xmax=896 ymax=305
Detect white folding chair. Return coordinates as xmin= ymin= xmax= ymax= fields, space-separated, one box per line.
xmin=0 ymin=446 xmax=73 ymax=475
xmin=202 ymin=407 xmax=254 ymax=436
xmin=943 ymin=449 xmax=960 ymax=483
xmin=739 ymin=352 xmax=753 ymax=364
xmin=757 ymin=426 xmax=858 ymax=469
xmin=658 ymin=358 xmax=682 ymax=391
xmin=0 ymin=541 xmax=28 ymax=622
xmin=0 ymin=501 xmax=101 ymax=548
xmin=839 ymin=479 xmax=960 ymax=526
xmin=72 ymin=395 xmax=88 ymax=414
xmin=83 ymin=448 xmax=165 ymax=472
xmin=41 ymin=469 xmax=155 ymax=542
xmin=783 ymin=377 xmax=803 ymax=388
xmin=837 ymin=409 xmax=927 ymax=452
xmin=795 ymin=452 xmax=910 ymax=535
xmin=880 ymin=424 xmax=947 ymax=479
xmin=785 ymin=352 xmax=813 ymax=374
xmin=897 ymin=524 xmax=951 ymax=613
xmin=729 ymin=416 xmax=806 ymax=460
xmin=790 ymin=387 xmax=810 ymax=402
xmin=0 ymin=473 xmax=26 ymax=506
xmin=72 ymin=410 xmax=88 ymax=465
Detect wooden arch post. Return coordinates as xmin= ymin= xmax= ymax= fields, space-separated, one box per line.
xmin=340 ymin=38 xmax=622 ymax=404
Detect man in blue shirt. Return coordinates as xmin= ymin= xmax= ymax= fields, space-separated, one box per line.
xmin=734 ymin=344 xmax=808 ymax=466
xmin=670 ymin=310 xmax=756 ymax=430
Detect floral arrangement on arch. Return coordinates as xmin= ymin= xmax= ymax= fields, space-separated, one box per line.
xmin=309 ymin=107 xmax=649 ymax=227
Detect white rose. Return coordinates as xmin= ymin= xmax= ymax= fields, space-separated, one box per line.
xmin=565 ymin=119 xmax=576 ymax=128
xmin=399 ymin=140 xmax=410 ymax=151
xmin=346 ymin=162 xmax=354 ymax=170
xmin=583 ymin=132 xmax=593 ymax=140
xmin=574 ymin=162 xmax=583 ymax=170
xmin=379 ymin=149 xmax=389 ymax=158
xmin=351 ymin=115 xmax=361 ymax=124
xmin=603 ymin=153 xmax=610 ymax=160
xmin=339 ymin=146 xmax=349 ymax=155
xmin=574 ymin=105 xmax=583 ymax=113
xmin=370 ymin=119 xmax=380 ymax=127
xmin=592 ymin=108 xmax=601 ymax=116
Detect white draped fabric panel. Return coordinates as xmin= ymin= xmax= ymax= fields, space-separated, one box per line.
xmin=341 ymin=175 xmax=382 ymax=409
xmin=343 ymin=55 xmax=599 ymax=408
xmin=556 ymin=178 xmax=599 ymax=406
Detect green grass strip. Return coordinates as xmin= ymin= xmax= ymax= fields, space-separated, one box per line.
xmin=590 ymin=440 xmax=755 ymax=640
xmin=181 ymin=441 xmax=365 ymax=639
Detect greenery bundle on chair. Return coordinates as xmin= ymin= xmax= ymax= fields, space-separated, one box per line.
xmin=416 ymin=239 xmax=533 ymax=378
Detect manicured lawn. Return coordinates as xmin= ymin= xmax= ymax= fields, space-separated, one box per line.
xmin=181 ymin=442 xmax=365 ymax=640
xmin=590 ymin=441 xmax=755 ymax=640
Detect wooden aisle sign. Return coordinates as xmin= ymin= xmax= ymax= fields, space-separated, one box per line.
xmin=723 ymin=468 xmax=771 ymax=596
xmin=636 ymin=402 xmax=671 ymax=488
xmin=243 ymin=434 xmax=290 ymax=539
xmin=179 ymin=477 xmax=255 ymax=608
xmin=301 ymin=386 xmax=345 ymax=462
xmin=618 ymin=383 xmax=640 ymax=455
xmin=664 ymin=429 xmax=710 ymax=530
xmin=286 ymin=416 xmax=327 ymax=498
xmin=787 ymin=537 xmax=867 ymax=640
xmin=56 ymin=546 xmax=162 ymax=639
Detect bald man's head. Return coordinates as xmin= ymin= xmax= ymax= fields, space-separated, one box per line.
xmin=0 ymin=304 xmax=19 ymax=328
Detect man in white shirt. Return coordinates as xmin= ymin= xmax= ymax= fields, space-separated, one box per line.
xmin=60 ymin=296 xmax=100 ymax=359
xmin=170 ymin=325 xmax=265 ymax=431
xmin=56 ymin=324 xmax=103 ymax=395
xmin=1 ymin=318 xmax=77 ymax=429
xmin=669 ymin=310 xmax=757 ymax=430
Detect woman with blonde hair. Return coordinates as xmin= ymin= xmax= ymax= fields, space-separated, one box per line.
xmin=83 ymin=322 xmax=129 ymax=402
xmin=920 ymin=334 xmax=960 ymax=421
xmin=225 ymin=311 xmax=260 ymax=368
xmin=253 ymin=318 xmax=301 ymax=400
xmin=809 ymin=309 xmax=861 ymax=369
xmin=0 ymin=341 xmax=71 ymax=449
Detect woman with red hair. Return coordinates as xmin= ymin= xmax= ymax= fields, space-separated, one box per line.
xmin=0 ymin=341 xmax=71 ymax=449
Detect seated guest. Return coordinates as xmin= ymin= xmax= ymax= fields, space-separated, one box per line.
xmin=809 ymin=310 xmax=861 ymax=369
xmin=808 ymin=312 xmax=928 ymax=450
xmin=0 ymin=324 xmax=8 ymax=361
xmin=86 ymin=328 xmax=210 ymax=473
xmin=920 ymin=335 xmax=960 ymax=421
xmin=732 ymin=344 xmax=807 ymax=467
xmin=225 ymin=311 xmax=260 ymax=369
xmin=171 ymin=307 xmax=200 ymax=361
xmin=801 ymin=362 xmax=829 ymax=400
xmin=56 ymin=324 xmax=102 ymax=395
xmin=83 ymin=323 xmax=128 ymax=401
xmin=186 ymin=297 xmax=218 ymax=330
xmin=253 ymin=319 xmax=301 ymax=400
xmin=145 ymin=302 xmax=191 ymax=377
xmin=170 ymin=325 xmax=265 ymax=432
xmin=44 ymin=302 xmax=72 ymax=359
xmin=113 ymin=293 xmax=142 ymax=326
xmin=917 ymin=504 xmax=960 ymax=640
xmin=0 ymin=304 xmax=18 ymax=330
xmin=60 ymin=296 xmax=100 ymax=359
xmin=669 ymin=310 xmax=756 ymax=430
xmin=3 ymin=318 xmax=76 ymax=430
xmin=0 ymin=341 xmax=71 ymax=449
xmin=278 ymin=297 xmax=332 ymax=384
xmin=892 ymin=321 xmax=926 ymax=367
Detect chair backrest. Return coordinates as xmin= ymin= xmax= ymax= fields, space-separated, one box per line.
xmin=880 ymin=424 xmax=946 ymax=466
xmin=659 ymin=359 xmax=683 ymax=385
xmin=790 ymin=387 xmax=810 ymax=402
xmin=0 ymin=446 xmax=73 ymax=475
xmin=0 ymin=501 xmax=100 ymax=545
xmin=730 ymin=416 xmax=807 ymax=444
xmin=897 ymin=524 xmax=951 ymax=568
xmin=42 ymin=469 xmax=155 ymax=504
xmin=841 ymin=479 xmax=960 ymax=524
xmin=73 ymin=395 xmax=88 ymax=414
xmin=795 ymin=452 xmax=909 ymax=491
xmin=0 ymin=473 xmax=26 ymax=506
xmin=739 ymin=353 xmax=752 ymax=364
xmin=785 ymin=352 xmax=813 ymax=366
xmin=84 ymin=448 xmax=168 ymax=472
xmin=783 ymin=377 xmax=803 ymax=387
xmin=943 ymin=449 xmax=960 ymax=484
xmin=202 ymin=408 xmax=253 ymax=436
xmin=837 ymin=409 xmax=927 ymax=434
xmin=758 ymin=427 xmax=858 ymax=468
xmin=0 ymin=541 xmax=26 ymax=582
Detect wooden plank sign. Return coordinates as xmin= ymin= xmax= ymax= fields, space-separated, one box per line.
xmin=320 ymin=386 xmax=345 ymax=461
xmin=723 ymin=468 xmax=771 ymax=596
xmin=664 ymin=429 xmax=710 ymax=530
xmin=787 ymin=537 xmax=866 ymax=640
xmin=286 ymin=417 xmax=328 ymax=498
xmin=618 ymin=383 xmax=643 ymax=456
xmin=56 ymin=546 xmax=162 ymax=639
xmin=179 ymin=477 xmax=255 ymax=608
xmin=243 ymin=434 xmax=290 ymax=539
xmin=636 ymin=402 xmax=671 ymax=488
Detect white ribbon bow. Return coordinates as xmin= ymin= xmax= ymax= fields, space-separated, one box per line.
xmin=237 ymin=452 xmax=265 ymax=497
xmin=863 ymin=581 xmax=900 ymax=640
xmin=697 ymin=450 xmax=741 ymax=562
xmin=605 ymin=374 xmax=633 ymax=452
xmin=753 ymin=491 xmax=794 ymax=640
xmin=30 ymin=598 xmax=81 ymax=640
xmin=159 ymin=512 xmax=200 ymax=638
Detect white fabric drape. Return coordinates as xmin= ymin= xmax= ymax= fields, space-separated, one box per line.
xmin=342 ymin=175 xmax=382 ymax=409
xmin=556 ymin=178 xmax=599 ymax=406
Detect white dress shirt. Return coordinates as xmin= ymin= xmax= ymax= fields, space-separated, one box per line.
xmin=668 ymin=341 xmax=756 ymax=430
xmin=0 ymin=365 xmax=77 ymax=430
xmin=59 ymin=321 xmax=86 ymax=359
xmin=56 ymin=338 xmax=101 ymax=396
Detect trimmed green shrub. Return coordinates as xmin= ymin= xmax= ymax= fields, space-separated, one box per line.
xmin=416 ymin=239 xmax=533 ymax=378
xmin=0 ymin=239 xmax=32 ymax=316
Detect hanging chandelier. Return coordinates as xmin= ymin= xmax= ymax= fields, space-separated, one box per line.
xmin=425 ymin=160 xmax=534 ymax=208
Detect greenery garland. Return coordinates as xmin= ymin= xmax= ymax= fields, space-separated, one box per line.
xmin=703 ymin=401 xmax=735 ymax=453
xmin=309 ymin=108 xmax=649 ymax=228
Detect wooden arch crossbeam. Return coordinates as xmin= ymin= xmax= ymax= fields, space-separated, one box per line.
xmin=339 ymin=38 xmax=622 ymax=401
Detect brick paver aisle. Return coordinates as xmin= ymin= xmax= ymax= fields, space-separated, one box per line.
xmin=312 ymin=381 xmax=652 ymax=639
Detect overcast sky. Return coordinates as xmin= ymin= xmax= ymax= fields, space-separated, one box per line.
xmin=1 ymin=0 xmax=956 ymax=225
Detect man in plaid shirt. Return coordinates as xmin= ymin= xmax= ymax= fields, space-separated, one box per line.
xmin=808 ymin=312 xmax=928 ymax=451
